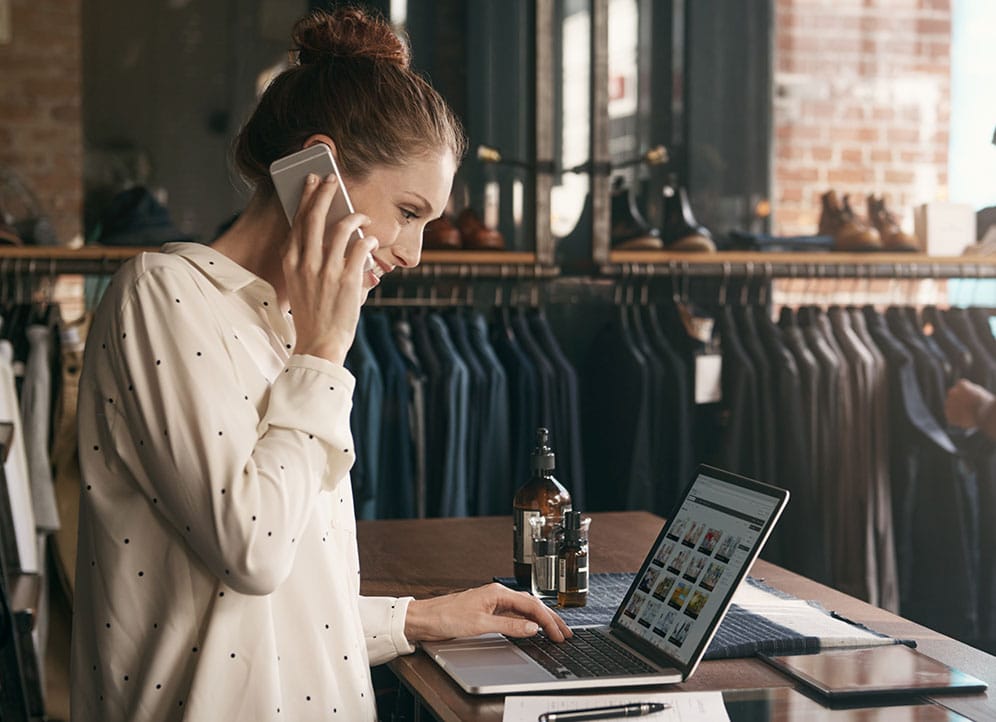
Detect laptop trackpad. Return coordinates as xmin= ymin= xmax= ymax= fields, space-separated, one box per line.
xmin=445 ymin=647 xmax=534 ymax=668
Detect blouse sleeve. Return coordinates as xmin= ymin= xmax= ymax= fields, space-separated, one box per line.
xmin=358 ymin=595 xmax=416 ymax=665
xmin=88 ymin=261 xmax=356 ymax=595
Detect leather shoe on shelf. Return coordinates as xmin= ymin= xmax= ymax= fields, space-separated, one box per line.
xmin=659 ymin=184 xmax=715 ymax=252
xmin=819 ymin=190 xmax=881 ymax=252
xmin=610 ymin=177 xmax=663 ymax=250
xmin=867 ymin=194 xmax=919 ymax=252
xmin=422 ymin=215 xmax=462 ymax=250
xmin=456 ymin=207 xmax=505 ymax=250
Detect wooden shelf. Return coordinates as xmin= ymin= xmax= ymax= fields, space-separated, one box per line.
xmin=419 ymin=250 xmax=537 ymax=265
xmin=0 ymin=247 xmax=548 ymax=276
xmin=603 ymin=250 xmax=996 ymax=278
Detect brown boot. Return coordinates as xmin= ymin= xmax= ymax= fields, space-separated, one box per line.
xmin=867 ymin=194 xmax=919 ymax=252
xmin=422 ymin=215 xmax=462 ymax=250
xmin=819 ymin=190 xmax=881 ymax=252
xmin=456 ymin=208 xmax=505 ymax=250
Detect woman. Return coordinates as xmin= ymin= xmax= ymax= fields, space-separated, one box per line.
xmin=71 ymin=8 xmax=568 ymax=721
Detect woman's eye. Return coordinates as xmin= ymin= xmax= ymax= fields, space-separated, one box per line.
xmin=400 ymin=208 xmax=419 ymax=222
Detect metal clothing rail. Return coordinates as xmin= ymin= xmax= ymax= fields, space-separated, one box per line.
xmin=0 ymin=247 xmax=993 ymax=281
xmin=0 ymin=248 xmax=562 ymax=279
xmin=601 ymin=251 xmax=996 ymax=279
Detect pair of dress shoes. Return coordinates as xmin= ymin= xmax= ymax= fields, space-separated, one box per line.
xmin=611 ymin=178 xmax=715 ymax=252
xmin=818 ymin=190 xmax=919 ymax=252
xmin=422 ymin=208 xmax=506 ymax=251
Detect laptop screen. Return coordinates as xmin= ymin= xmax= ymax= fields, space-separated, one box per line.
xmin=611 ymin=467 xmax=787 ymax=670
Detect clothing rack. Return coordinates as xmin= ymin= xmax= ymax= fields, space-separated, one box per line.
xmin=0 ymin=247 xmax=994 ymax=279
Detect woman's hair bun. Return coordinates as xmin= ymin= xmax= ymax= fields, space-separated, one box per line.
xmin=293 ymin=7 xmax=410 ymax=69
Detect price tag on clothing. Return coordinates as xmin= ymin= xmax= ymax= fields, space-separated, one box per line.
xmin=694 ymin=353 xmax=723 ymax=404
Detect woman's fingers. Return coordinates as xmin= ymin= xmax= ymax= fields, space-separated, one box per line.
xmin=490 ymin=586 xmax=571 ymax=641
xmin=298 ymin=173 xmax=339 ymax=270
xmin=341 ymin=236 xmax=378 ymax=281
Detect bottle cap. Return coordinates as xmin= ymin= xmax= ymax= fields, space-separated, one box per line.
xmin=530 ymin=427 xmax=555 ymax=471
xmin=563 ymin=510 xmax=584 ymax=543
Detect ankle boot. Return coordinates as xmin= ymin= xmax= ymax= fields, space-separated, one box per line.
xmin=456 ymin=207 xmax=505 ymax=250
xmin=610 ymin=178 xmax=663 ymax=250
xmin=659 ymin=184 xmax=715 ymax=252
xmin=819 ymin=190 xmax=881 ymax=252
xmin=422 ymin=215 xmax=462 ymax=250
xmin=867 ymin=194 xmax=919 ymax=252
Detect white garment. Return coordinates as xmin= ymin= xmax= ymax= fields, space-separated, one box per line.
xmin=72 ymin=243 xmax=414 ymax=722
xmin=0 ymin=339 xmax=39 ymax=573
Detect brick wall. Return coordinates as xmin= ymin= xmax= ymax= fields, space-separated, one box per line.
xmin=772 ymin=0 xmax=951 ymax=237
xmin=0 ymin=0 xmax=83 ymax=247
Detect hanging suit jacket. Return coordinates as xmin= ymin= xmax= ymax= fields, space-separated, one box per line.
xmin=392 ymin=316 xmax=429 ymax=519
xmin=581 ymin=308 xmax=652 ymax=512
xmin=864 ymin=307 xmax=977 ymax=642
xmin=365 ymin=311 xmax=415 ymax=519
xmin=644 ymin=304 xmax=693 ymax=513
xmin=529 ymin=309 xmax=585 ymax=510
xmin=344 ymin=316 xmax=383 ymax=520
xmin=468 ymin=311 xmax=512 ymax=515
xmin=491 ymin=309 xmax=539 ymax=490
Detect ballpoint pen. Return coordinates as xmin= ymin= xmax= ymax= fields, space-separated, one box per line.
xmin=537 ymin=701 xmax=670 ymax=722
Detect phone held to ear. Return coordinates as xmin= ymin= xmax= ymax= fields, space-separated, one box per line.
xmin=269 ymin=144 xmax=376 ymax=274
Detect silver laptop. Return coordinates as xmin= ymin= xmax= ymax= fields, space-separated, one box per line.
xmin=422 ymin=465 xmax=789 ymax=694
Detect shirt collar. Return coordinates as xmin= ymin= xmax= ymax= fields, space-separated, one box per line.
xmin=161 ymin=242 xmax=263 ymax=293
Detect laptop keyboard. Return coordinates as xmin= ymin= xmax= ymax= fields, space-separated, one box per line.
xmin=510 ymin=628 xmax=658 ymax=679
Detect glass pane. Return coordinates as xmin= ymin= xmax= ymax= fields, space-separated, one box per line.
xmin=407 ymin=1 xmax=536 ymax=252
xmin=685 ymin=0 xmax=773 ymax=241
xmin=605 ymin=0 xmax=688 ymax=246
xmin=551 ymin=0 xmax=591 ymax=239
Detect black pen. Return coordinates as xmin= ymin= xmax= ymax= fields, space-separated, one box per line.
xmin=538 ymin=701 xmax=670 ymax=722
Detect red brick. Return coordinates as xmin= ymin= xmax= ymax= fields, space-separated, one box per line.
xmin=887 ymin=128 xmax=921 ymax=144
xmin=870 ymin=149 xmax=893 ymax=163
xmin=840 ymin=148 xmax=864 ymax=164
xmin=812 ymin=147 xmax=834 ymax=162
xmin=884 ymin=169 xmax=917 ymax=185
xmin=828 ymin=168 xmax=876 ymax=185
xmin=781 ymin=167 xmax=822 ymax=183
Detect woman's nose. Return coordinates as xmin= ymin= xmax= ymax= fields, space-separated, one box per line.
xmin=391 ymin=230 xmax=422 ymax=268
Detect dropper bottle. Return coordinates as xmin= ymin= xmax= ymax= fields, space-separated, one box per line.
xmin=558 ymin=510 xmax=590 ymax=607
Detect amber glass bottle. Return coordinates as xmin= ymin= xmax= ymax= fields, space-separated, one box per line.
xmin=512 ymin=428 xmax=572 ymax=588
xmin=558 ymin=511 xmax=589 ymax=607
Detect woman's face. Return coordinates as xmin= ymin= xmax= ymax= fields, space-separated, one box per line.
xmin=344 ymin=149 xmax=457 ymax=289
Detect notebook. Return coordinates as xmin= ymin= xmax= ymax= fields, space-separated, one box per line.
xmin=421 ymin=465 xmax=790 ymax=694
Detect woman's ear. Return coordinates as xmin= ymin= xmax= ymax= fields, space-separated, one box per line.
xmin=303 ymin=134 xmax=339 ymax=161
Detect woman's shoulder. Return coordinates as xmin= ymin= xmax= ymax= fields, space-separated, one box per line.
xmin=113 ymin=242 xmax=228 ymax=298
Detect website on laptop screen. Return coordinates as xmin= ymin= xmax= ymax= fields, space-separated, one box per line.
xmin=615 ymin=473 xmax=782 ymax=666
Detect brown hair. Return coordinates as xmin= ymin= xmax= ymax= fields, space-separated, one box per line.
xmin=234 ymin=7 xmax=465 ymax=192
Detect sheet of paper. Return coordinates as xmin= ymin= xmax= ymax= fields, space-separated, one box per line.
xmin=502 ymin=691 xmax=729 ymax=722
xmin=731 ymin=582 xmax=893 ymax=647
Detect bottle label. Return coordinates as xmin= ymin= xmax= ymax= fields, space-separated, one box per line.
xmin=558 ymin=558 xmax=589 ymax=594
xmin=513 ymin=509 xmax=541 ymax=565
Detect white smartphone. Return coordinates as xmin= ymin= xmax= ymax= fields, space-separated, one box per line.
xmin=269 ymin=143 xmax=376 ymax=274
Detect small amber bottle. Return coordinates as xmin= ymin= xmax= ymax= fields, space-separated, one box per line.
xmin=558 ymin=511 xmax=589 ymax=607
xmin=512 ymin=428 xmax=572 ymax=588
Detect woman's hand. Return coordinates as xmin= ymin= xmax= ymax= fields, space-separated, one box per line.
xmin=403 ymin=583 xmax=573 ymax=643
xmin=283 ymin=172 xmax=378 ymax=365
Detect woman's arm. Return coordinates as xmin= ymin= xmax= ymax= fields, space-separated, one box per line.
xmin=87 ymin=262 xmax=356 ymax=595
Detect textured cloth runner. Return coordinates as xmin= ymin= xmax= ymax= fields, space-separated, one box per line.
xmin=496 ymin=573 xmax=899 ymax=660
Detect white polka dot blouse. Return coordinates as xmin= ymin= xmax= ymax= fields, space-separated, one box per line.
xmin=71 ymin=243 xmax=414 ymax=721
